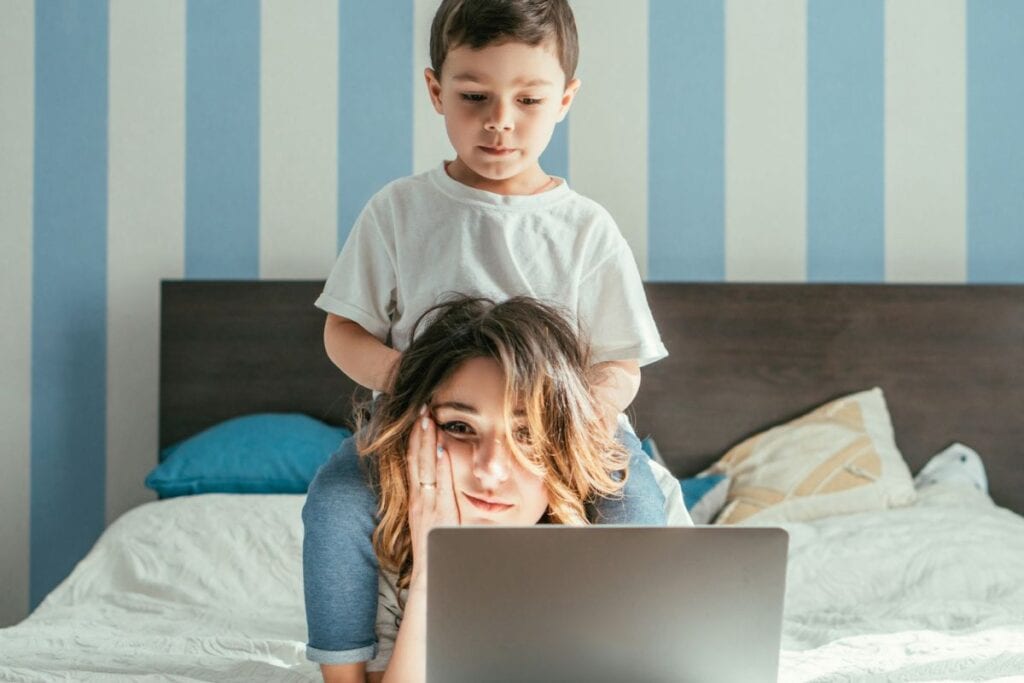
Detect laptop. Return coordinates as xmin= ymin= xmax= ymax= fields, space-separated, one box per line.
xmin=427 ymin=526 xmax=788 ymax=683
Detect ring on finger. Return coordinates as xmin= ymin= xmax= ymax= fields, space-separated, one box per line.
xmin=419 ymin=481 xmax=437 ymax=488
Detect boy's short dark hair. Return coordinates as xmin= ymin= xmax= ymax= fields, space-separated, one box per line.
xmin=430 ymin=0 xmax=579 ymax=83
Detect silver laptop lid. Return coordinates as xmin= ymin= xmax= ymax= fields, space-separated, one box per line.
xmin=427 ymin=526 xmax=788 ymax=683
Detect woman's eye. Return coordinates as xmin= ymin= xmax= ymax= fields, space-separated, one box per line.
xmin=440 ymin=421 xmax=473 ymax=436
xmin=513 ymin=427 xmax=533 ymax=445
xmin=460 ymin=93 xmax=486 ymax=102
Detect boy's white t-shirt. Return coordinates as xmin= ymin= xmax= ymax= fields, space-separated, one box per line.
xmin=315 ymin=162 xmax=667 ymax=367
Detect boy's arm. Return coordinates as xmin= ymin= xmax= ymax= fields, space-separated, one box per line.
xmin=589 ymin=359 xmax=641 ymax=435
xmin=325 ymin=314 xmax=402 ymax=393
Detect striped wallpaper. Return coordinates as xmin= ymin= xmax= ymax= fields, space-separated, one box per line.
xmin=0 ymin=0 xmax=1021 ymax=627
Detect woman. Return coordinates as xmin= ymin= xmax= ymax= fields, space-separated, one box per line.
xmin=313 ymin=296 xmax=689 ymax=682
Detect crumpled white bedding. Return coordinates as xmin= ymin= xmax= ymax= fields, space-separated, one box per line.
xmin=0 ymin=494 xmax=319 ymax=682
xmin=1 ymin=485 xmax=1022 ymax=682
xmin=778 ymin=485 xmax=1024 ymax=682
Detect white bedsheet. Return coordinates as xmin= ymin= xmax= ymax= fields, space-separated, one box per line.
xmin=1 ymin=486 xmax=1022 ymax=682
xmin=778 ymin=485 xmax=1024 ymax=682
xmin=0 ymin=494 xmax=319 ymax=682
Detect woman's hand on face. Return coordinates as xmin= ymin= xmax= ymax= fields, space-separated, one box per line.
xmin=407 ymin=406 xmax=460 ymax=589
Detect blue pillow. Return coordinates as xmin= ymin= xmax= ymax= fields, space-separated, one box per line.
xmin=681 ymin=473 xmax=730 ymax=524
xmin=641 ymin=437 xmax=730 ymax=522
xmin=146 ymin=413 xmax=351 ymax=498
xmin=680 ymin=474 xmax=727 ymax=507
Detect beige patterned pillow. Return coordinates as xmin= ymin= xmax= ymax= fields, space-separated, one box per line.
xmin=709 ymin=388 xmax=916 ymax=525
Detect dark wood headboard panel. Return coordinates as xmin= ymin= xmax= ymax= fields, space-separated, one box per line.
xmin=159 ymin=281 xmax=362 ymax=451
xmin=631 ymin=284 xmax=1024 ymax=514
xmin=160 ymin=280 xmax=1024 ymax=514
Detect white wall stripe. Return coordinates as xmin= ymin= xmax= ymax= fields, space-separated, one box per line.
xmin=413 ymin=0 xmax=452 ymax=175
xmin=885 ymin=0 xmax=967 ymax=283
xmin=0 ymin=0 xmax=33 ymax=629
xmin=260 ymin=0 xmax=338 ymax=278
xmin=725 ymin=0 xmax=807 ymax=281
xmin=106 ymin=0 xmax=185 ymax=525
xmin=569 ymin=0 xmax=649 ymax=276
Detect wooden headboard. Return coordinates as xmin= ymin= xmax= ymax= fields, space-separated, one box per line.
xmin=160 ymin=281 xmax=1024 ymax=515
xmin=159 ymin=281 xmax=363 ymax=449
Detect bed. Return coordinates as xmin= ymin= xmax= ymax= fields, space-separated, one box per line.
xmin=1 ymin=281 xmax=1022 ymax=682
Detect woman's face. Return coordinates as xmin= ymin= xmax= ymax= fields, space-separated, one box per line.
xmin=429 ymin=356 xmax=550 ymax=525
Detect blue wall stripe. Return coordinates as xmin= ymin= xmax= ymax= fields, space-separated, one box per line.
xmin=967 ymin=0 xmax=1024 ymax=283
xmin=185 ymin=0 xmax=260 ymax=278
xmin=540 ymin=118 xmax=569 ymax=183
xmin=807 ymin=0 xmax=885 ymax=283
xmin=31 ymin=0 xmax=109 ymax=608
xmin=338 ymin=0 xmax=413 ymax=248
xmin=647 ymin=0 xmax=725 ymax=282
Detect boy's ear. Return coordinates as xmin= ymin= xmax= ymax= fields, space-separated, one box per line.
xmin=556 ymin=78 xmax=581 ymax=123
xmin=425 ymin=68 xmax=444 ymax=114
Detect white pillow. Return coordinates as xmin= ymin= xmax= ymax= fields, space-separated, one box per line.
xmin=707 ymin=387 xmax=916 ymax=525
xmin=914 ymin=442 xmax=988 ymax=493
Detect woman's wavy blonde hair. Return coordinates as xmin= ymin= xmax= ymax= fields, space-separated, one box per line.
xmin=358 ymin=296 xmax=628 ymax=588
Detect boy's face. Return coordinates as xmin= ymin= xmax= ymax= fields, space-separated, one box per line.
xmin=425 ymin=40 xmax=580 ymax=195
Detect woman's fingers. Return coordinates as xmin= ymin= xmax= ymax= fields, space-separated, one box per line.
xmin=435 ymin=440 xmax=460 ymax=525
xmin=408 ymin=406 xmax=439 ymax=579
xmin=418 ymin=408 xmax=437 ymax=491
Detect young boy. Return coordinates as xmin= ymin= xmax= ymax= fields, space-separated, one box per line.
xmin=303 ymin=1 xmax=671 ymax=679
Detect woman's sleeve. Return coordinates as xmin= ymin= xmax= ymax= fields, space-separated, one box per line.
xmin=365 ymin=572 xmax=404 ymax=673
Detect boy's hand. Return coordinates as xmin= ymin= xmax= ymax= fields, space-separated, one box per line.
xmin=589 ymin=360 xmax=642 ymax=437
xmin=324 ymin=314 xmax=402 ymax=393
xmin=599 ymin=404 xmax=620 ymax=438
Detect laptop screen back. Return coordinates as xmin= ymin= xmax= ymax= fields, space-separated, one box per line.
xmin=427 ymin=526 xmax=788 ymax=683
